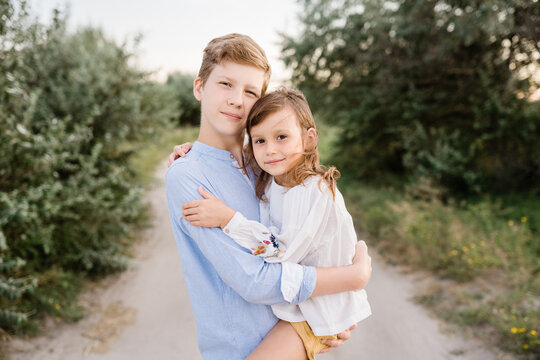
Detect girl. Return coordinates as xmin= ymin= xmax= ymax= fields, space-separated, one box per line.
xmin=181 ymin=88 xmax=371 ymax=359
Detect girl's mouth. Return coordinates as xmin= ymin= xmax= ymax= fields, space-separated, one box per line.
xmin=266 ymin=159 xmax=285 ymax=165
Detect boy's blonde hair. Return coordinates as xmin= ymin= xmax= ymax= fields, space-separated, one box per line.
xmin=245 ymin=88 xmax=340 ymax=200
xmin=198 ymin=33 xmax=272 ymax=96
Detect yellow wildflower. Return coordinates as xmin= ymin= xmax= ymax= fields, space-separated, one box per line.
xmin=55 ymin=304 xmax=61 ymax=310
xmin=523 ymin=344 xmax=529 ymax=350
xmin=521 ymin=217 xmax=527 ymax=223
xmin=508 ymin=220 xmax=515 ymax=227
xmin=467 ymin=258 xmax=473 ymax=265
xmin=511 ymin=327 xmax=518 ymax=333
xmin=449 ymin=250 xmax=458 ymax=256
xmin=404 ymin=226 xmax=409 ymax=232
xmin=462 ymin=246 xmax=469 ymax=253
xmin=518 ymin=328 xmax=526 ymax=333
xmin=470 ymin=243 xmax=476 ymax=249
xmin=530 ymin=330 xmax=537 ymax=336
xmin=479 ymin=241 xmax=486 ymax=246
xmin=498 ymin=308 xmax=505 ymax=313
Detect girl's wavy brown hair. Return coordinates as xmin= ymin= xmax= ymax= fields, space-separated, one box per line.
xmin=245 ymin=87 xmax=340 ymax=200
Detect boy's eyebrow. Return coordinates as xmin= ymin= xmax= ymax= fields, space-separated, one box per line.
xmin=217 ymin=75 xmax=261 ymax=95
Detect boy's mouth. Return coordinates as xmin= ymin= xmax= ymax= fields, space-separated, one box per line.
xmin=221 ymin=111 xmax=242 ymax=121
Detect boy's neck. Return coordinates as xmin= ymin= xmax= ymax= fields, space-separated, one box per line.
xmin=197 ymin=130 xmax=245 ymax=165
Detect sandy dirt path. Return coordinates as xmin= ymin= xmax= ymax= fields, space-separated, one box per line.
xmin=8 ymin=160 xmax=504 ymax=360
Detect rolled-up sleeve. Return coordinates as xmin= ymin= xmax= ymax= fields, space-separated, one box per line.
xmin=166 ymin=162 xmax=315 ymax=305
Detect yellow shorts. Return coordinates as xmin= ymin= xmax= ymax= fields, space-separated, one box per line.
xmin=290 ymin=321 xmax=338 ymax=360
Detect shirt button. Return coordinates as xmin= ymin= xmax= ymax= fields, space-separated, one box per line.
xmin=225 ymin=229 xmax=230 ymax=234
xmin=230 ymin=154 xmax=234 ymax=159
xmin=242 ymin=170 xmax=247 ymax=175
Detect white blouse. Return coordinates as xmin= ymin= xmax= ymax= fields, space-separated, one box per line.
xmin=222 ymin=175 xmax=371 ymax=336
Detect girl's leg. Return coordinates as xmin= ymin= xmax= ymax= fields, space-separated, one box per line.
xmin=246 ymin=320 xmax=307 ymax=360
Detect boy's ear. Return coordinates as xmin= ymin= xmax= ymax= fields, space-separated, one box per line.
xmin=193 ymin=77 xmax=203 ymax=102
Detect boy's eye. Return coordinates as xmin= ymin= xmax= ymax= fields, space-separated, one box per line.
xmin=246 ymin=90 xmax=258 ymax=97
xmin=220 ymin=81 xmax=231 ymax=87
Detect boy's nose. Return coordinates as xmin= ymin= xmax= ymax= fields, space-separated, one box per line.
xmin=227 ymin=91 xmax=243 ymax=107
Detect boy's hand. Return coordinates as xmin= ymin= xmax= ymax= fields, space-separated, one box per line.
xmin=182 ymin=187 xmax=236 ymax=228
xmin=351 ymin=240 xmax=372 ymax=290
xmin=319 ymin=324 xmax=357 ymax=353
xmin=168 ymin=142 xmax=193 ymax=167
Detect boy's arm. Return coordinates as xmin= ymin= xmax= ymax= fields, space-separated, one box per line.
xmin=166 ymin=163 xmax=314 ymax=305
xmin=311 ymin=241 xmax=371 ymax=297
xmin=181 ymin=185 xmax=372 ymax=298
xmin=167 ymin=163 xmax=370 ymax=304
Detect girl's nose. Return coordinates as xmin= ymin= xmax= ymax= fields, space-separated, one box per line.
xmin=266 ymin=144 xmax=276 ymax=155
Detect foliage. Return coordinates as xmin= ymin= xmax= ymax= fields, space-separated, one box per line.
xmin=166 ymin=72 xmax=200 ymax=125
xmin=0 ymin=1 xmax=177 ymax=333
xmin=282 ymin=0 xmax=540 ymax=194
xmin=342 ymin=178 xmax=540 ymax=357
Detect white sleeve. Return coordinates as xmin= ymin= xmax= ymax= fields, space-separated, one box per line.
xmin=222 ymin=179 xmax=334 ymax=264
xmin=222 ymin=211 xmax=281 ymax=258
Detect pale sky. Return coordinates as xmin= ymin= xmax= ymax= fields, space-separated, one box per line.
xmin=30 ymin=0 xmax=302 ymax=87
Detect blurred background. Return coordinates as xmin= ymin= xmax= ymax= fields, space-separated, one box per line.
xmin=1 ymin=0 xmax=539 ymax=358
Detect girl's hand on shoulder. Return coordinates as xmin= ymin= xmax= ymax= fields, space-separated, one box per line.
xmin=168 ymin=142 xmax=193 ymax=167
xmin=182 ymin=187 xmax=235 ymax=228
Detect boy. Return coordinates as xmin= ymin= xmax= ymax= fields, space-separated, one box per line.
xmin=165 ymin=33 xmax=371 ymax=360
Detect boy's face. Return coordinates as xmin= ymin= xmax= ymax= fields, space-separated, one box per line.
xmin=194 ymin=61 xmax=265 ymax=141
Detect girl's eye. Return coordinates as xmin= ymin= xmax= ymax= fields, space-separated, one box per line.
xmin=277 ymin=135 xmax=287 ymax=140
xmin=254 ymin=139 xmax=265 ymax=144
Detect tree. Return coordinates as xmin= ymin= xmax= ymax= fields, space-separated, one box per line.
xmin=166 ymin=72 xmax=200 ymax=125
xmin=281 ymin=0 xmax=540 ymax=194
xmin=0 ymin=0 xmax=177 ymax=333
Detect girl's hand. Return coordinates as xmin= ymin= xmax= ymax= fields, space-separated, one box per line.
xmin=182 ymin=187 xmax=236 ymax=228
xmin=168 ymin=142 xmax=193 ymax=167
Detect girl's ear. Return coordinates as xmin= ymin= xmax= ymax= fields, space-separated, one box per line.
xmin=193 ymin=77 xmax=203 ymax=102
xmin=305 ymin=127 xmax=318 ymax=150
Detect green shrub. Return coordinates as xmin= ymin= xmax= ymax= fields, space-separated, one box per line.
xmin=282 ymin=0 xmax=540 ymax=195
xmin=0 ymin=1 xmax=177 ymax=333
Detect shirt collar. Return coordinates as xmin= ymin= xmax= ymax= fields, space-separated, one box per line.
xmin=192 ymin=141 xmax=237 ymax=161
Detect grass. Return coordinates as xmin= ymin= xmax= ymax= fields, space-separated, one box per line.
xmin=314 ymin=119 xmax=540 ymax=357
xmin=341 ymin=180 xmax=540 ymax=358
xmin=129 ymin=126 xmax=199 ymax=186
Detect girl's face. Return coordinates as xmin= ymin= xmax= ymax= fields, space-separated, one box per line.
xmin=250 ymin=108 xmax=304 ymax=185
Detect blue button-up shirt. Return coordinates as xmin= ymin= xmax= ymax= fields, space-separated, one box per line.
xmin=165 ymin=141 xmax=317 ymax=360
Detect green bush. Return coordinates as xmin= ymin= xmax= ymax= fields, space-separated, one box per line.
xmin=282 ymin=0 xmax=540 ymax=194
xmin=166 ymin=72 xmax=201 ymax=125
xmin=0 ymin=1 xmax=177 ymax=333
